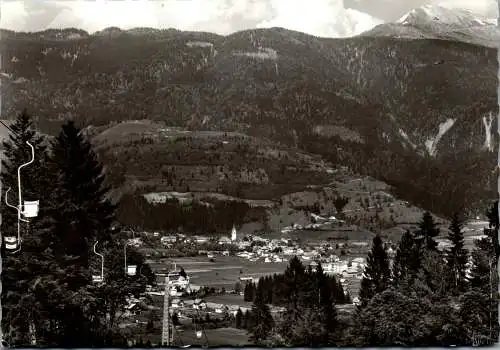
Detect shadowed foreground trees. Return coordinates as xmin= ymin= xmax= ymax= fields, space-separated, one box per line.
xmin=1 ymin=112 xmax=152 ymax=347
xmin=351 ymin=208 xmax=500 ymax=346
xmin=245 ymin=257 xmax=342 ymax=346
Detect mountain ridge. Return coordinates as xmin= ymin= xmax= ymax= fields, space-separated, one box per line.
xmin=0 ymin=24 xmax=497 ymax=218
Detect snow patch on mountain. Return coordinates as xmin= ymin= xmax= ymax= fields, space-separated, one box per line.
xmin=363 ymin=3 xmax=500 ymax=47
xmin=425 ymin=118 xmax=455 ymax=157
xmin=398 ymin=128 xmax=417 ymax=149
xmin=397 ymin=4 xmax=493 ymax=27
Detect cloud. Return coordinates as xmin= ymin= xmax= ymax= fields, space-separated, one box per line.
xmin=256 ymin=0 xmax=383 ymax=37
xmin=1 ymin=0 xmax=73 ymax=32
xmin=0 ymin=0 xmax=497 ymax=38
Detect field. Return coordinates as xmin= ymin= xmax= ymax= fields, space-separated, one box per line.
xmin=149 ymin=256 xmax=289 ymax=288
xmin=204 ymin=294 xmax=252 ymax=308
xmin=178 ymin=327 xmax=250 ymax=346
xmin=138 ymin=327 xmax=250 ymax=347
xmin=285 ymin=228 xmax=375 ymax=243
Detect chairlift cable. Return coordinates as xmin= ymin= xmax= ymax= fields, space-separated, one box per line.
xmin=0 ymin=120 xmax=15 ymax=135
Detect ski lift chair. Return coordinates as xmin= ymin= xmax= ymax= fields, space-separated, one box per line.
xmin=22 ymin=200 xmax=39 ymax=218
xmin=93 ymin=241 xmax=105 ymax=284
xmin=4 ymin=188 xmax=23 ymax=253
xmin=92 ymin=275 xmax=104 ymax=283
xmin=4 ymin=236 xmax=18 ymax=250
xmin=2 ymin=141 xmax=37 ymax=254
xmin=193 ymin=316 xmax=203 ymax=339
xmin=127 ymin=264 xmax=137 ymax=276
xmin=124 ymin=240 xmax=138 ymax=276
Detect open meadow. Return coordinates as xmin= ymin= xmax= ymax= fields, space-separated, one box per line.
xmin=149 ymin=256 xmax=289 ymax=288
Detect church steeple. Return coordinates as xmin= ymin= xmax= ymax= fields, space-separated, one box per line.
xmin=231 ymin=224 xmax=237 ymax=241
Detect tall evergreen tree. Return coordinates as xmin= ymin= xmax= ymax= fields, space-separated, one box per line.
xmin=484 ymin=201 xmax=499 ymax=261
xmin=244 ymin=282 xmax=255 ymax=302
xmin=235 ymin=308 xmax=243 ymax=329
xmin=359 ymin=235 xmax=390 ymax=307
xmin=466 ymin=202 xmax=499 ymax=345
xmin=391 ymin=230 xmax=417 ymax=287
xmin=314 ymin=263 xmax=338 ymax=344
xmin=45 ymin=120 xmax=150 ymax=345
xmin=277 ymin=258 xmax=342 ymax=346
xmin=445 ymin=213 xmax=468 ymax=293
xmin=415 ymin=211 xmax=439 ymax=251
xmin=44 ymin=121 xmax=112 ymax=346
xmin=283 ymin=256 xmax=306 ymax=308
xmin=50 ymin=120 xmax=117 ymax=267
xmin=279 ymin=256 xmax=306 ymax=343
xmin=248 ymin=286 xmax=274 ymax=345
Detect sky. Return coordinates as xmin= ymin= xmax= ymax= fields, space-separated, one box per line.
xmin=0 ymin=0 xmax=498 ymax=38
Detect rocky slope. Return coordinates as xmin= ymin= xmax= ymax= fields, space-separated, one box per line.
xmin=0 ymin=24 xmax=497 ymax=217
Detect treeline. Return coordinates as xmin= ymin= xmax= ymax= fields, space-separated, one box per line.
xmin=1 ymin=111 xmax=154 ymax=347
xmin=246 ymin=256 xmax=340 ymax=346
xmin=116 ymin=193 xmax=251 ymax=233
xmin=243 ymin=267 xmax=351 ymax=305
xmin=242 ymin=209 xmax=499 ymax=347
xmin=351 ymin=209 xmax=499 ymax=346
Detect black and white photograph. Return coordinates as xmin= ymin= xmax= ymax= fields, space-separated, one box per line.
xmin=0 ymin=0 xmax=499 ymax=347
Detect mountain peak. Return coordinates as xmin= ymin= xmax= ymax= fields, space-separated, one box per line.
xmin=360 ymin=3 xmax=499 ymax=47
xmin=397 ymin=4 xmax=495 ymax=27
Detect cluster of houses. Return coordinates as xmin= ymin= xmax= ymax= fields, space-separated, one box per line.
xmin=140 ymin=227 xmax=374 ymax=276
xmin=319 ymin=256 xmax=367 ymax=279
xmin=134 ymin=226 xmax=377 ymax=308
xmin=169 ymin=298 xmax=286 ymax=319
xmin=170 ymin=299 xmax=251 ymax=316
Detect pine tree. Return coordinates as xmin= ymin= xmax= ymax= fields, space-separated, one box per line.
xmin=44 ymin=120 xmax=150 ymax=345
xmin=249 ymin=283 xmax=274 ymax=345
xmin=44 ymin=121 xmax=113 ymax=345
xmin=242 ymin=311 xmax=249 ymax=329
xmin=279 ymin=256 xmax=306 ymax=343
xmin=412 ymin=250 xmax=452 ymax=298
xmin=415 ymin=211 xmax=439 ymax=251
xmin=391 ymin=230 xmax=417 ymax=287
xmin=445 ymin=213 xmax=468 ymax=293
xmin=278 ymin=257 xmax=341 ymax=345
xmin=0 ymin=110 xmax=55 ymax=345
xmin=314 ymin=263 xmax=337 ymax=344
xmin=484 ymin=201 xmax=499 ymax=261
xmin=49 ymin=120 xmax=117 ymax=267
xmin=235 ymin=308 xmax=243 ymax=329
xmin=466 ymin=203 xmax=499 ymax=345
xmin=283 ymin=256 xmax=306 ymax=308
xmin=359 ymin=235 xmax=390 ymax=307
